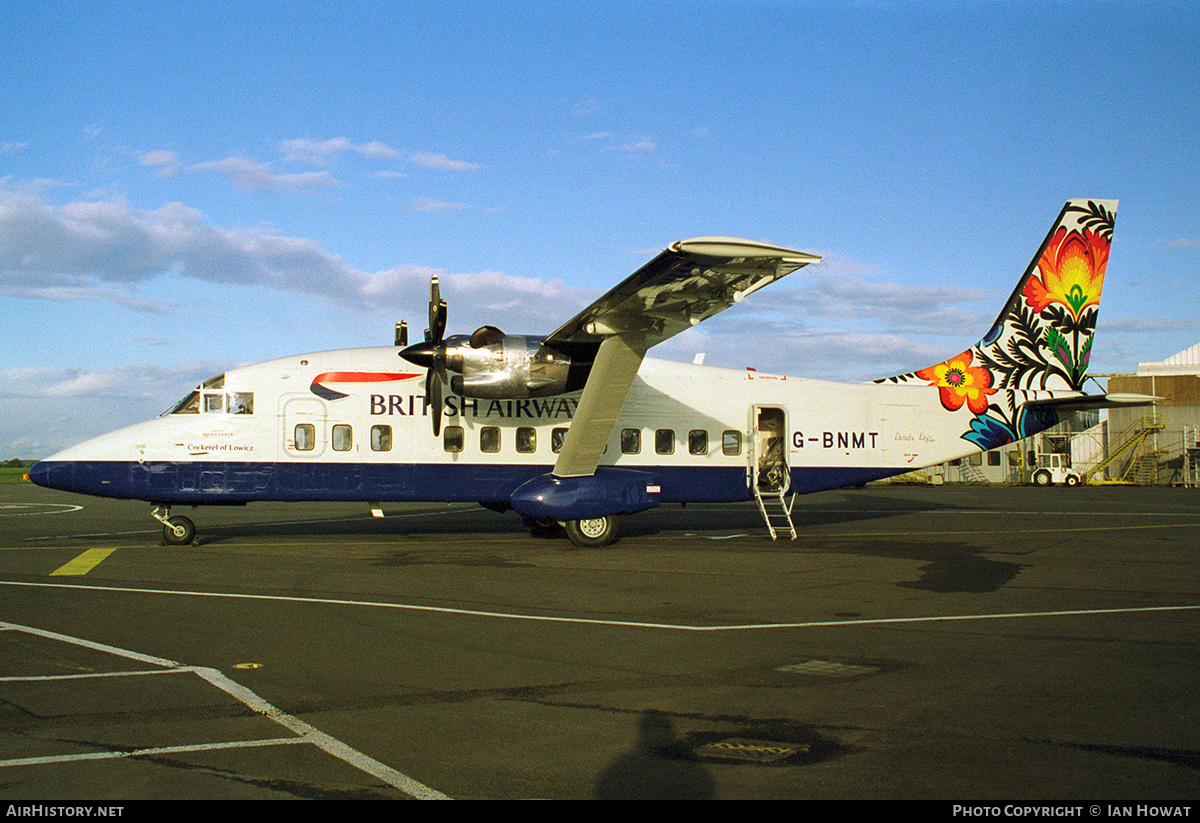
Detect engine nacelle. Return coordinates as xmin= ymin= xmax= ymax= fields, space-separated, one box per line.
xmin=448 ymin=334 xmax=577 ymax=399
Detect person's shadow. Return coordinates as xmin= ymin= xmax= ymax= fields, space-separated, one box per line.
xmin=593 ymin=710 xmax=716 ymax=799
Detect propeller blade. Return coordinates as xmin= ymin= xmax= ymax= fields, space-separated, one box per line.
xmin=395 ymin=320 xmax=408 ymax=347
xmin=429 ymin=371 xmax=443 ymax=437
xmin=431 ymin=300 xmax=447 ymax=345
xmin=405 ymin=272 xmax=452 ymax=437
xmin=428 ymin=275 xmax=446 ymax=346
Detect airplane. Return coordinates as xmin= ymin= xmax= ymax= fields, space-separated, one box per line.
xmin=31 ymin=199 xmax=1137 ymax=547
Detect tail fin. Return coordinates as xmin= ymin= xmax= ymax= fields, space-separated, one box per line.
xmin=878 ymin=199 xmax=1117 ymax=448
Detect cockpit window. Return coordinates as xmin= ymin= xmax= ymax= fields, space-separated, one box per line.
xmin=166 ymin=390 xmax=200 ymax=415
xmin=229 ymin=392 xmax=253 ymax=414
xmin=164 ymin=375 xmax=254 ymax=416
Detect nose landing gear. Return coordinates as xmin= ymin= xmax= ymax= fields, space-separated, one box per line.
xmin=151 ymin=506 xmax=195 ymax=546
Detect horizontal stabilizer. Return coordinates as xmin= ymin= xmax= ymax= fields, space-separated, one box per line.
xmin=1023 ymin=392 xmax=1161 ymax=413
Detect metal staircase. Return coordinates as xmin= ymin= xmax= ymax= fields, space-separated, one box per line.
xmin=1079 ymin=414 xmax=1165 ymax=484
xmin=754 ymin=485 xmax=797 ymax=540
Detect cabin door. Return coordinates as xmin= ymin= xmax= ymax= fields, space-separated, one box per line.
xmin=751 ymin=406 xmax=789 ymax=493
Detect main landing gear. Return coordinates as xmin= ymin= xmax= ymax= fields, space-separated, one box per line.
xmin=564 ymin=515 xmax=618 ymax=547
xmin=151 ymin=506 xmax=195 ymax=546
xmin=523 ymin=515 xmax=620 ymax=547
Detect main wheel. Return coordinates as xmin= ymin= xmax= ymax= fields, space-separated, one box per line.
xmin=565 ymin=515 xmax=618 ymax=547
xmin=162 ymin=515 xmax=195 ymax=546
xmin=1033 ymin=470 xmax=1052 ymax=487
xmin=523 ymin=517 xmax=564 ymax=539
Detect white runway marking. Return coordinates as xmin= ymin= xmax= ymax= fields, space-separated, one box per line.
xmin=0 ymin=621 xmax=450 ymax=799
xmin=4 ymin=579 xmax=1198 ymax=633
xmin=0 ymin=503 xmax=82 ymax=517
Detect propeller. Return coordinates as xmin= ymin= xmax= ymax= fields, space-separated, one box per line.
xmin=399 ymin=275 xmax=509 ymax=437
xmin=400 ymin=274 xmax=450 ymax=436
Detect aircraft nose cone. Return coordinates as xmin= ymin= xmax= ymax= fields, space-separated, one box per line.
xmin=28 ymin=460 xmax=50 ymax=488
xmin=400 ymin=342 xmax=435 ymax=369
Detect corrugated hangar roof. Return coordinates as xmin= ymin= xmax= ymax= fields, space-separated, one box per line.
xmin=1138 ymin=342 xmax=1200 ymax=375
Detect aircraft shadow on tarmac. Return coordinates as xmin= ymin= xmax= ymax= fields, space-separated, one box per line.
xmin=182 ymin=487 xmax=961 ymax=544
xmin=178 ymin=489 xmax=1019 ymax=593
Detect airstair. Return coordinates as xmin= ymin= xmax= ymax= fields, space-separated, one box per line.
xmin=754 ymin=485 xmax=797 ymax=540
xmin=1080 ymin=414 xmax=1165 ymax=484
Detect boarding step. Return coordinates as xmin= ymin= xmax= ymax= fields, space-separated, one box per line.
xmin=755 ymin=486 xmax=797 ymax=540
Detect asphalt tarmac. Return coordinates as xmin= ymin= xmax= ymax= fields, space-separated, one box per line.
xmin=0 ymin=481 xmax=1197 ymax=800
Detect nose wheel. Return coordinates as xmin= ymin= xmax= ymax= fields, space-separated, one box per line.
xmin=151 ymin=506 xmax=196 ymax=545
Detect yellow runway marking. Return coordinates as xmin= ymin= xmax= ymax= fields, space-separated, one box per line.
xmin=50 ymin=548 xmax=116 ymax=576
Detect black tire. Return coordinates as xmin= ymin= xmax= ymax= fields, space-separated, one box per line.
xmin=1033 ymin=470 xmax=1052 ymax=487
xmin=565 ymin=515 xmax=618 ymax=547
xmin=163 ymin=515 xmax=195 ymax=546
xmin=1064 ymin=474 xmax=1080 ymax=487
xmin=523 ymin=517 xmax=564 ymax=539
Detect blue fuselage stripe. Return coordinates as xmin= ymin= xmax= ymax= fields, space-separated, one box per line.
xmin=30 ymin=460 xmax=901 ymax=505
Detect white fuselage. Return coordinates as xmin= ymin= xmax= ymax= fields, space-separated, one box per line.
xmin=33 ymin=346 xmax=984 ymax=506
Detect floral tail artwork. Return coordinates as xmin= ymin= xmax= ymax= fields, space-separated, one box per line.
xmin=876 ymin=199 xmax=1117 ymax=452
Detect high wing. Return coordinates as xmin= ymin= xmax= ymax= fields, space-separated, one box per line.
xmin=544 ymin=237 xmax=820 ymax=348
xmin=550 ymin=237 xmax=819 ymax=478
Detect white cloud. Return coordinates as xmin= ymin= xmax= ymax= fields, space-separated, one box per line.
xmin=616 ymin=138 xmax=656 ymax=153
xmin=406 ymin=196 xmax=470 ymax=212
xmin=356 ymin=141 xmax=401 ymax=159
xmin=277 ymin=137 xmax=353 ymax=164
xmin=409 ymin=151 xmax=483 ymax=171
xmin=277 ymin=137 xmax=403 ymax=164
xmin=0 ymin=184 xmax=577 ymax=331
xmin=137 ymin=149 xmax=178 ymax=167
xmin=186 ymin=156 xmax=338 ymax=192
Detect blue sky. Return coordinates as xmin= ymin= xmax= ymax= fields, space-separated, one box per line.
xmin=2 ymin=0 xmax=1198 ymax=457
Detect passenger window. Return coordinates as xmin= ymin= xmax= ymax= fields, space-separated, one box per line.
xmin=516 ymin=427 xmax=536 ymax=453
xmin=722 ymin=430 xmax=742 ymax=456
xmin=332 ymin=424 xmax=352 ymax=451
xmin=481 ymin=426 xmax=501 ymax=453
xmin=203 ymin=392 xmax=224 ymax=414
xmin=295 ymin=424 xmax=315 ymax=451
xmin=689 ymin=430 xmax=708 ymax=456
xmin=228 ymin=392 xmax=254 ymax=414
xmin=551 ymin=427 xmax=568 ymax=454
xmin=444 ymin=426 xmax=464 ymax=453
xmin=621 ymin=428 xmax=641 ymax=454
xmin=655 ymin=429 xmax=674 ymax=455
xmin=371 ymin=425 xmax=392 ymax=452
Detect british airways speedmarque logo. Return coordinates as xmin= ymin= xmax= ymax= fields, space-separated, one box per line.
xmin=309 ymin=371 xmax=421 ymax=401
